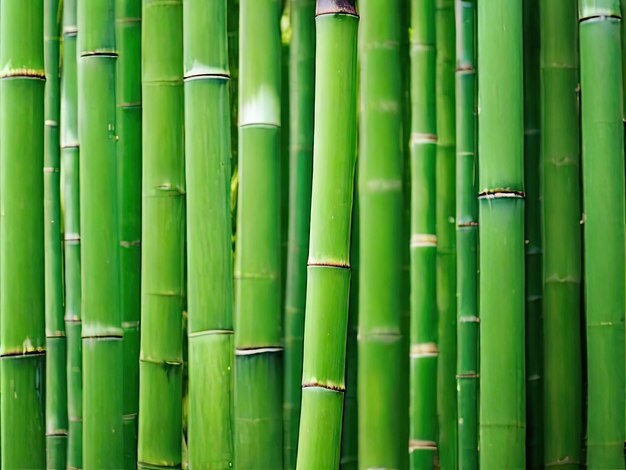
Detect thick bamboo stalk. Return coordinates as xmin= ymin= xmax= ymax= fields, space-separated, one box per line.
xmin=61 ymin=0 xmax=83 ymax=466
xmin=357 ymin=0 xmax=404 ymax=467
xmin=115 ymin=1 xmax=142 ymax=467
xmin=0 ymin=1 xmax=46 ymax=467
xmin=137 ymin=0 xmax=184 ymax=467
xmin=296 ymin=1 xmax=358 ymax=468
xmin=77 ymin=0 xmax=124 ymax=466
xmin=409 ymin=0 xmax=438 ymax=467
xmin=478 ymin=0 xmax=526 ymax=467
xmin=234 ymin=0 xmax=283 ymax=467
xmin=454 ymin=1 xmax=478 ymax=468
xmin=183 ymin=0 xmax=234 ymax=467
xmin=578 ymin=0 xmax=626 ymax=466
xmin=44 ymin=0 xmax=68 ymax=467
xmin=283 ymin=1 xmax=315 ymax=467
xmin=435 ymin=1 xmax=457 ymax=466
xmin=540 ymin=0 xmax=583 ymax=467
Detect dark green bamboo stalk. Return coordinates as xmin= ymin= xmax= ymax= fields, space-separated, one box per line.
xmin=578 ymin=0 xmax=626 ymax=466
xmin=77 ymin=0 xmax=124 ymax=466
xmin=183 ymin=0 xmax=234 ymax=467
xmin=540 ymin=0 xmax=583 ymax=467
xmin=234 ymin=0 xmax=283 ymax=467
xmin=357 ymin=0 xmax=404 ymax=467
xmin=115 ymin=1 xmax=142 ymax=467
xmin=523 ymin=1 xmax=544 ymax=467
xmin=454 ymin=1 xmax=478 ymax=468
xmin=0 ymin=1 xmax=46 ymax=467
xmin=61 ymin=0 xmax=82 ymax=466
xmin=296 ymin=1 xmax=358 ymax=468
xmin=435 ymin=1 xmax=457 ymax=466
xmin=138 ymin=0 xmax=184 ymax=467
xmin=409 ymin=0 xmax=438 ymax=467
xmin=478 ymin=0 xmax=526 ymax=467
xmin=44 ymin=0 xmax=68 ymax=467
xmin=283 ymin=1 xmax=315 ymax=467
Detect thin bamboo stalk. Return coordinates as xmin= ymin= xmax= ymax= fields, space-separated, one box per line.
xmin=540 ymin=0 xmax=583 ymax=467
xmin=578 ymin=0 xmax=626 ymax=466
xmin=234 ymin=0 xmax=283 ymax=467
xmin=296 ymin=1 xmax=358 ymax=468
xmin=357 ymin=0 xmax=404 ymax=467
xmin=44 ymin=0 xmax=68 ymax=466
xmin=454 ymin=1 xmax=478 ymax=468
xmin=0 ymin=1 xmax=46 ymax=467
xmin=61 ymin=0 xmax=83 ymax=466
xmin=477 ymin=0 xmax=526 ymax=467
xmin=283 ymin=1 xmax=315 ymax=467
xmin=137 ymin=0 xmax=184 ymax=467
xmin=183 ymin=0 xmax=234 ymax=467
xmin=77 ymin=0 xmax=124 ymax=466
xmin=409 ymin=0 xmax=438 ymax=467
xmin=115 ymin=1 xmax=142 ymax=467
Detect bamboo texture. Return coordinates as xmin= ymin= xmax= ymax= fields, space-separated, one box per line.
xmin=454 ymin=0 xmax=478 ymax=468
xmin=138 ymin=0 xmax=184 ymax=467
xmin=409 ymin=0 xmax=438 ymax=467
xmin=61 ymin=0 xmax=83 ymax=466
xmin=540 ymin=0 xmax=583 ymax=467
xmin=579 ymin=0 xmax=626 ymax=466
xmin=184 ymin=0 xmax=235 ymax=467
xmin=235 ymin=1 xmax=283 ymax=467
xmin=44 ymin=0 xmax=68 ymax=467
xmin=0 ymin=1 xmax=46 ymax=467
xmin=296 ymin=1 xmax=358 ymax=468
xmin=283 ymin=1 xmax=315 ymax=468
xmin=358 ymin=0 xmax=404 ymax=467
xmin=478 ymin=0 xmax=526 ymax=467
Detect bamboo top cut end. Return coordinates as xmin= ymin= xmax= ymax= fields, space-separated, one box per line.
xmin=316 ymin=0 xmax=358 ymax=17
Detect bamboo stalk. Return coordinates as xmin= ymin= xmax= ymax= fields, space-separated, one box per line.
xmin=283 ymin=1 xmax=315 ymax=467
xmin=77 ymin=0 xmax=124 ymax=466
xmin=234 ymin=0 xmax=283 ymax=467
xmin=137 ymin=0 xmax=184 ymax=467
xmin=183 ymin=0 xmax=235 ymax=467
xmin=578 ymin=0 xmax=626 ymax=466
xmin=454 ymin=0 xmax=478 ymax=468
xmin=44 ymin=0 xmax=68 ymax=467
xmin=61 ymin=0 xmax=83 ymax=466
xmin=357 ymin=0 xmax=404 ymax=467
xmin=477 ymin=0 xmax=526 ymax=466
xmin=540 ymin=0 xmax=583 ymax=467
xmin=0 ymin=1 xmax=46 ymax=467
xmin=409 ymin=0 xmax=438 ymax=467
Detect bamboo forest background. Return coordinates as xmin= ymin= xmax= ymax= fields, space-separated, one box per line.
xmin=1 ymin=0 xmax=625 ymax=468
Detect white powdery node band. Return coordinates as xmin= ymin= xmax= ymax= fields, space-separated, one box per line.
xmin=240 ymin=84 xmax=280 ymax=127
xmin=410 ymin=233 xmax=437 ymax=248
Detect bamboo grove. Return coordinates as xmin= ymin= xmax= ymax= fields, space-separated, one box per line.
xmin=1 ymin=0 xmax=625 ymax=468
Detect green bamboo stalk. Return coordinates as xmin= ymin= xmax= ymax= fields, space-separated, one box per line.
xmin=0 ymin=1 xmax=46 ymax=467
xmin=454 ymin=0 xmax=478 ymax=468
xmin=435 ymin=1 xmax=457 ymax=466
xmin=234 ymin=0 xmax=283 ymax=467
xmin=578 ymin=0 xmax=626 ymax=466
xmin=283 ymin=1 xmax=315 ymax=467
xmin=61 ymin=0 xmax=83 ymax=466
xmin=183 ymin=0 xmax=234 ymax=467
xmin=137 ymin=0 xmax=184 ymax=467
xmin=357 ymin=0 xmax=404 ymax=467
xmin=523 ymin=1 xmax=544 ymax=467
xmin=77 ymin=0 xmax=124 ymax=466
xmin=540 ymin=0 xmax=583 ymax=467
xmin=45 ymin=0 xmax=68 ymax=467
xmin=116 ymin=1 xmax=142 ymax=467
xmin=408 ymin=0 xmax=438 ymax=467
xmin=296 ymin=1 xmax=358 ymax=468
xmin=478 ymin=0 xmax=526 ymax=467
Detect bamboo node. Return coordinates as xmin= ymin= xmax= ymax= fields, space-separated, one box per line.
xmin=410 ymin=233 xmax=437 ymax=248
xmin=235 ymin=347 xmax=283 ymax=356
xmin=410 ymin=343 xmax=438 ymax=358
xmin=408 ymin=440 xmax=437 ymax=452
